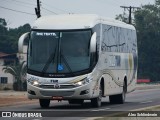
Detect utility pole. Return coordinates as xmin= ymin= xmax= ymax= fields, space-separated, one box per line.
xmin=120 ymin=6 xmax=140 ymax=24
xmin=35 ymin=0 xmax=41 ymax=18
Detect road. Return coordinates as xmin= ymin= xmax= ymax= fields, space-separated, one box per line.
xmin=1 ymin=88 xmax=160 ymax=119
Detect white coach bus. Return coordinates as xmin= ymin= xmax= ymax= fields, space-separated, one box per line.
xmin=19 ymin=14 xmax=137 ymax=108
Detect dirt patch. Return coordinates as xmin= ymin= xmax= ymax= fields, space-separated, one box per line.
xmin=0 ymin=91 xmax=38 ymax=107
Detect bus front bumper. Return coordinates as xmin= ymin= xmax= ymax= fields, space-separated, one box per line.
xmin=27 ymin=82 xmax=98 ymax=100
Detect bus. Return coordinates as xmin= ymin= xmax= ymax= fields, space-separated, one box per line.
xmin=18 ymin=14 xmax=137 ymax=108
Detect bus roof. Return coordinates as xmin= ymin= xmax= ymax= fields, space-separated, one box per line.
xmin=32 ymin=14 xmax=135 ymax=30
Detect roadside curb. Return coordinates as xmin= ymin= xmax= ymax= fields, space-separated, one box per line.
xmin=130 ymin=104 xmax=160 ymax=111
xmin=136 ymin=84 xmax=160 ymax=90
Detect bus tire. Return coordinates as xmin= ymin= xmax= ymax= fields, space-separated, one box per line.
xmin=109 ymin=82 xmax=127 ymax=104
xmin=91 ymin=84 xmax=102 ymax=107
xmin=68 ymin=99 xmax=84 ymax=105
xmin=39 ymin=99 xmax=50 ymax=108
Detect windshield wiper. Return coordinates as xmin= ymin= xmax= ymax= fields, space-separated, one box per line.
xmin=41 ymin=47 xmax=57 ymax=76
xmin=60 ymin=51 xmax=74 ymax=76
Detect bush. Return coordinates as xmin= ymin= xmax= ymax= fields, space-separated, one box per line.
xmin=13 ymin=82 xmax=18 ymax=91
xmin=22 ymin=81 xmax=27 ymax=91
xmin=13 ymin=81 xmax=27 ymax=91
xmin=3 ymin=87 xmax=11 ymax=90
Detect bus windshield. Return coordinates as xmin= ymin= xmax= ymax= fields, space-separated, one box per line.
xmin=28 ymin=30 xmax=92 ymax=76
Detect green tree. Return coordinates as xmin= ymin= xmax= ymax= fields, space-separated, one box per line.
xmin=116 ymin=1 xmax=160 ymax=82
xmin=7 ymin=23 xmax=31 ymax=53
xmin=0 ymin=20 xmax=31 ymax=54
xmin=0 ymin=18 xmax=7 ymax=26
xmin=0 ymin=18 xmax=10 ymax=53
xmin=2 ymin=61 xmax=27 ymax=91
xmin=134 ymin=2 xmax=160 ymax=82
xmin=115 ymin=13 xmax=128 ymax=23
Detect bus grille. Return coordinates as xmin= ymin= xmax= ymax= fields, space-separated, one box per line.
xmin=39 ymin=84 xmax=76 ymax=89
xmin=40 ymin=90 xmax=75 ymax=96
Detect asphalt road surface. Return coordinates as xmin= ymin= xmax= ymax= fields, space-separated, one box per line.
xmin=1 ymin=88 xmax=160 ymax=120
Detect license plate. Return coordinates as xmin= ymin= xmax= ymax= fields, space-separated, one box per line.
xmin=52 ymin=96 xmax=63 ymax=100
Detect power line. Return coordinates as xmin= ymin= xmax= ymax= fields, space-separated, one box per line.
xmin=95 ymin=0 xmax=119 ymax=9
xmin=120 ymin=6 xmax=140 ymax=24
xmin=9 ymin=0 xmax=36 ymax=6
xmin=106 ymin=0 xmax=119 ymax=7
xmin=2 ymin=0 xmax=58 ymax=16
xmin=1 ymin=0 xmax=34 ymax=9
xmin=41 ymin=1 xmax=70 ymax=13
xmin=41 ymin=7 xmax=57 ymax=15
xmin=2 ymin=0 xmax=73 ymax=15
xmin=0 ymin=6 xmax=35 ymax=15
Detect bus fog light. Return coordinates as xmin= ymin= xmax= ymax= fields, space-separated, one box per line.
xmin=80 ymin=90 xmax=89 ymax=95
xmin=28 ymin=90 xmax=36 ymax=95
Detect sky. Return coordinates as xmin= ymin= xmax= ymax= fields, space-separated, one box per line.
xmin=0 ymin=0 xmax=155 ymax=28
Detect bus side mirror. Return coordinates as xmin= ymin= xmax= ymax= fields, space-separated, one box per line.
xmin=90 ymin=32 xmax=97 ymax=53
xmin=18 ymin=32 xmax=30 ymax=53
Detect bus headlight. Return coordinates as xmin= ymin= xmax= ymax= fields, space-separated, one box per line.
xmin=33 ymin=80 xmax=39 ymax=86
xmin=74 ymin=77 xmax=90 ymax=86
xmin=27 ymin=77 xmax=40 ymax=87
xmin=28 ymin=80 xmax=40 ymax=86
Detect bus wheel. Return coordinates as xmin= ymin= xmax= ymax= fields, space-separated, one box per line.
xmin=91 ymin=85 xmax=102 ymax=107
xmin=109 ymin=82 xmax=126 ymax=104
xmin=39 ymin=99 xmax=50 ymax=108
xmin=68 ymin=99 xmax=84 ymax=105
